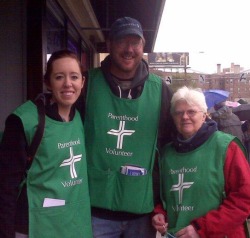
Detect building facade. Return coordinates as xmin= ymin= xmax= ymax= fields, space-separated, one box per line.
xmin=149 ymin=62 xmax=250 ymax=103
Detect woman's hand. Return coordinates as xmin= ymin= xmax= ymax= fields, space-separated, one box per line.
xmin=152 ymin=213 xmax=167 ymax=235
xmin=175 ymin=225 xmax=200 ymax=238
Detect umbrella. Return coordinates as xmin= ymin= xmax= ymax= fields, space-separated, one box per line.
xmin=232 ymin=104 xmax=250 ymax=121
xmin=203 ymin=89 xmax=230 ymax=109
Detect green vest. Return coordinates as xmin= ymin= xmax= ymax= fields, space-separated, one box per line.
xmin=14 ymin=101 xmax=92 ymax=238
xmin=160 ymin=131 xmax=240 ymax=234
xmin=84 ymin=68 xmax=162 ymax=213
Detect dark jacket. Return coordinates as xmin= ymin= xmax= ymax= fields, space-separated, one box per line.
xmin=211 ymin=105 xmax=244 ymax=143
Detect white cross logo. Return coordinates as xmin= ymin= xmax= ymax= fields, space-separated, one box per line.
xmin=60 ymin=147 xmax=82 ymax=178
xmin=170 ymin=173 xmax=194 ymax=204
xmin=107 ymin=121 xmax=135 ymax=149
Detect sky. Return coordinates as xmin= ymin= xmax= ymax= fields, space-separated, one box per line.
xmin=154 ymin=0 xmax=250 ymax=74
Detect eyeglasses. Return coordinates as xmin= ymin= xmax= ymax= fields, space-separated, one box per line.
xmin=173 ymin=109 xmax=204 ymax=117
xmin=114 ymin=38 xmax=143 ymax=50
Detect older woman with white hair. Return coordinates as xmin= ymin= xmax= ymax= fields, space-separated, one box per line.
xmin=152 ymin=86 xmax=250 ymax=238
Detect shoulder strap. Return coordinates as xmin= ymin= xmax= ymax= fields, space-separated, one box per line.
xmin=27 ymin=95 xmax=46 ymax=164
xmin=17 ymin=96 xmax=46 ymax=196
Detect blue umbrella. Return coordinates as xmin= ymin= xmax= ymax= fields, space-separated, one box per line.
xmin=203 ymin=89 xmax=230 ymax=109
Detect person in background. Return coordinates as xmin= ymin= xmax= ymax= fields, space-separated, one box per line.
xmin=242 ymin=119 xmax=250 ymax=163
xmin=152 ymin=86 xmax=250 ymax=238
xmin=77 ymin=16 xmax=175 ymax=238
xmin=0 ymin=50 xmax=92 ymax=238
xmin=211 ymin=100 xmax=244 ymax=143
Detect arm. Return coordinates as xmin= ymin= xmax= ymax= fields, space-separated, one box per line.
xmin=158 ymin=80 xmax=176 ymax=149
xmin=0 ymin=115 xmax=28 ymax=238
xmin=153 ymin=81 xmax=176 ymax=207
xmin=191 ymin=141 xmax=250 ymax=237
xmin=154 ymin=81 xmax=176 ymax=207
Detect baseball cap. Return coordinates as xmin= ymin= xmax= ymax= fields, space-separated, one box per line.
xmin=109 ymin=17 xmax=144 ymax=40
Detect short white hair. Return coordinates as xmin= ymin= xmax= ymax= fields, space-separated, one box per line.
xmin=171 ymin=86 xmax=208 ymax=114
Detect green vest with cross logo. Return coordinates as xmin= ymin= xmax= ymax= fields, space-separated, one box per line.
xmin=14 ymin=101 xmax=92 ymax=238
xmin=85 ymin=68 xmax=162 ymax=213
xmin=160 ymin=131 xmax=238 ymax=234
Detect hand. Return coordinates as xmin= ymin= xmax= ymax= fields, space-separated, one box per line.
xmin=152 ymin=214 xmax=167 ymax=235
xmin=175 ymin=225 xmax=200 ymax=238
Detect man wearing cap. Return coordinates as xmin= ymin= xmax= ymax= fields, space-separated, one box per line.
xmin=78 ymin=16 xmax=175 ymax=238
